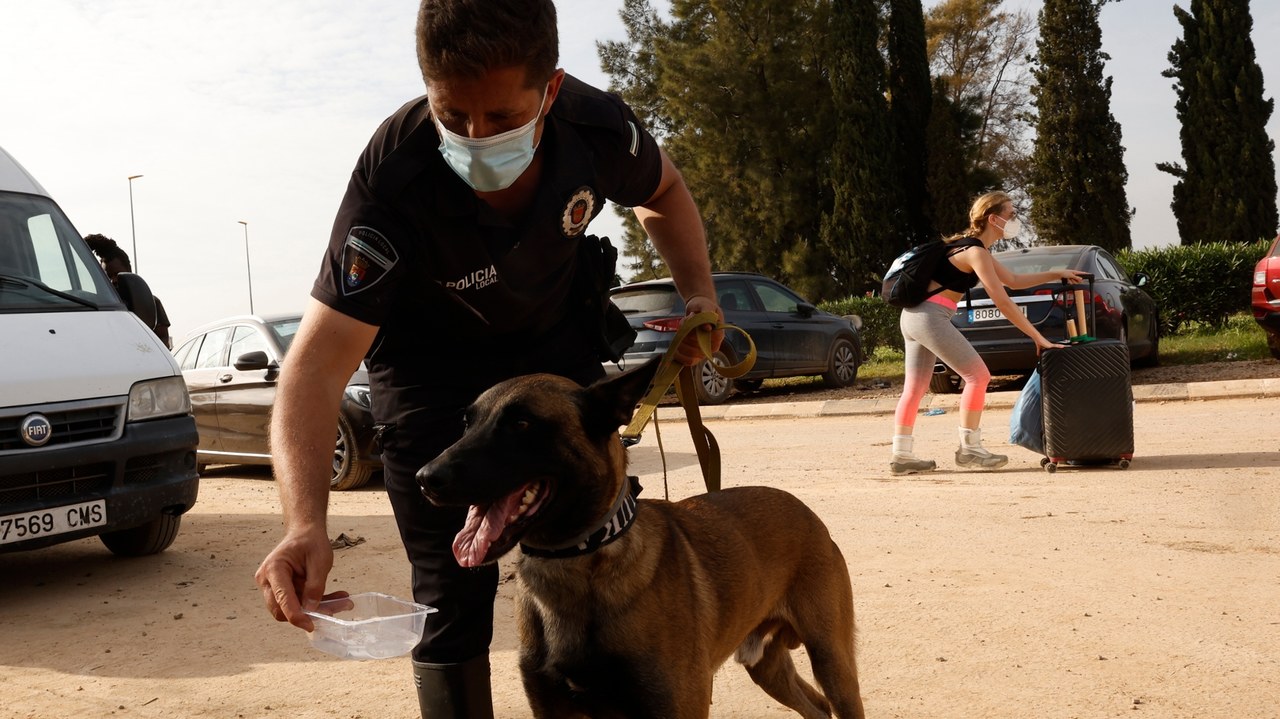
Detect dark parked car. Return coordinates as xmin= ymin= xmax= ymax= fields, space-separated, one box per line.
xmin=931 ymin=244 xmax=1160 ymax=393
xmin=607 ymin=272 xmax=863 ymax=404
xmin=173 ymin=314 xmax=381 ymax=490
xmin=1251 ymin=233 xmax=1280 ymax=360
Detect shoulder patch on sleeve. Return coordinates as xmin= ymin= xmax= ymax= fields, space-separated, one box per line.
xmin=341 ymin=226 xmax=399 ymax=296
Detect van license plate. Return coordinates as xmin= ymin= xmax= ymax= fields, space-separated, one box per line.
xmin=968 ymin=306 xmax=1027 ymax=323
xmin=0 ymin=500 xmax=107 ymax=545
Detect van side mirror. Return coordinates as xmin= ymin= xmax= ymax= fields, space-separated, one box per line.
xmin=796 ymin=302 xmax=817 ymax=318
xmin=114 ymin=272 xmax=157 ymax=329
xmin=1133 ymin=272 xmax=1150 ymax=288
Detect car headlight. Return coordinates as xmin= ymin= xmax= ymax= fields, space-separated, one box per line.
xmin=345 ymin=384 xmax=372 ymax=409
xmin=128 ymin=376 xmax=192 ymax=421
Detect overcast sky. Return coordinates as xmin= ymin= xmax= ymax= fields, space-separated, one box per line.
xmin=3 ymin=1 xmax=1277 ymax=339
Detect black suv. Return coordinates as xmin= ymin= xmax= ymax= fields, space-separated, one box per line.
xmin=607 ymin=272 xmax=863 ymax=404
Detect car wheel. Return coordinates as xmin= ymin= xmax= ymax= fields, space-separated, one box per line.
xmin=1268 ymin=331 xmax=1280 ymax=360
xmin=929 ymin=371 xmax=962 ymax=394
xmin=822 ymin=337 xmax=860 ymax=388
xmin=694 ymin=350 xmax=733 ymax=405
xmin=332 ymin=414 xmax=375 ymax=491
xmin=99 ymin=513 xmax=182 ymax=556
xmin=735 ymin=378 xmax=764 ymax=393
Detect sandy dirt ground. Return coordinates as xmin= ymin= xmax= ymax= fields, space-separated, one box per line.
xmin=2 ymin=395 xmax=1278 ymax=719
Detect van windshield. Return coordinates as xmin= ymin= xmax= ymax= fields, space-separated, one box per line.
xmin=0 ymin=191 xmax=119 ymax=311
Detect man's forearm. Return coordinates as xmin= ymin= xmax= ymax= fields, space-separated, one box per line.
xmin=269 ymin=380 xmax=342 ymax=533
xmin=635 ymin=177 xmax=714 ymax=301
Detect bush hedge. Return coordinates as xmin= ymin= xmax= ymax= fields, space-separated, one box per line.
xmin=819 ymin=238 xmax=1274 ymax=348
xmin=1115 ymin=239 xmax=1271 ymax=336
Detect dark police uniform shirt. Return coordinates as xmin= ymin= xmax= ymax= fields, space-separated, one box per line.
xmin=312 ymin=75 xmax=663 ymax=436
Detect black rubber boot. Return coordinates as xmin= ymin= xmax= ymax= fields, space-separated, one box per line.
xmin=412 ymin=654 xmax=495 ymax=719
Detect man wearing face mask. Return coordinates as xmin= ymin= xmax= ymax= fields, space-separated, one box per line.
xmin=887 ymin=191 xmax=1083 ymax=476
xmin=253 ymin=0 xmax=721 ymax=716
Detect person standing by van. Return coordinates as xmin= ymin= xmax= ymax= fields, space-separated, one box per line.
xmin=252 ymin=1 xmax=721 ymax=716
xmin=889 ymin=191 xmax=1083 ymax=475
xmin=84 ymin=233 xmax=172 ymax=348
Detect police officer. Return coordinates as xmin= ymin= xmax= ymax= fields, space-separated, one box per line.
xmin=253 ymin=1 xmax=722 ymax=716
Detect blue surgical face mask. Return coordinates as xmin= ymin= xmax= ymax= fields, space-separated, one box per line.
xmin=434 ymin=84 xmax=549 ymax=192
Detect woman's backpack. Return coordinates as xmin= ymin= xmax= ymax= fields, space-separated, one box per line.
xmin=881 ymin=237 xmax=984 ymax=308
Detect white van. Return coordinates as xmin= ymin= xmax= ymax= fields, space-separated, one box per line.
xmin=0 ymin=146 xmax=198 ymax=555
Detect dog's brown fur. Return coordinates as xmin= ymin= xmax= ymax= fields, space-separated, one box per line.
xmin=418 ymin=361 xmax=864 ymax=718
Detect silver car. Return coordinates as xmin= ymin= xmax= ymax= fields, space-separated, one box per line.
xmin=173 ymin=314 xmax=381 ymax=490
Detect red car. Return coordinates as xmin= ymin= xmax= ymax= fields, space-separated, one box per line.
xmin=1253 ymin=233 xmax=1280 ymax=359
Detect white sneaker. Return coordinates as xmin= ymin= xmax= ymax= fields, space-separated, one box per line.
xmin=955 ymin=445 xmax=1009 ymax=469
xmin=890 ymin=455 xmax=937 ymax=475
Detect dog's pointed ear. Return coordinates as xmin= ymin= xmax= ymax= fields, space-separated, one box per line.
xmin=581 ymin=357 xmax=663 ymax=437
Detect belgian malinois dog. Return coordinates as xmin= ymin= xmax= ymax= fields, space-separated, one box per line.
xmin=417 ymin=359 xmax=864 ymax=718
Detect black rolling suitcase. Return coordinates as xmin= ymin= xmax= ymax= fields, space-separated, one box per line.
xmin=1037 ymin=278 xmax=1134 ymax=472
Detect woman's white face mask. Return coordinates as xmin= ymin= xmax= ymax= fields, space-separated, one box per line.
xmin=992 ymin=213 xmax=1022 ymax=239
xmin=434 ymin=84 xmax=550 ymax=192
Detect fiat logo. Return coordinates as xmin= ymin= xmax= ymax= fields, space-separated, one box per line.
xmin=20 ymin=414 xmax=53 ymax=447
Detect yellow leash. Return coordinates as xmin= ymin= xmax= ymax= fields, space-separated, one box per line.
xmin=620 ymin=311 xmax=756 ymax=493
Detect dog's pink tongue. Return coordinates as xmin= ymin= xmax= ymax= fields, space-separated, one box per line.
xmin=451 ymin=490 xmax=528 ymax=568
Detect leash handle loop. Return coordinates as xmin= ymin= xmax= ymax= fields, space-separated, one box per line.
xmin=620 ymin=311 xmax=756 ymax=493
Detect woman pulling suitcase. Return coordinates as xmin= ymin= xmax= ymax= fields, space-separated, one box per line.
xmin=888 ymin=191 xmax=1084 ymax=475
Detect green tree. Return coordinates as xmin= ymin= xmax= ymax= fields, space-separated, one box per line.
xmin=1157 ymin=0 xmax=1278 ymax=245
xmin=822 ymin=0 xmax=905 ymax=294
xmin=887 ymin=0 xmax=936 ymax=244
xmin=599 ymin=0 xmax=672 ymax=280
xmin=601 ymin=0 xmax=839 ymax=298
xmin=924 ymin=0 xmax=1036 ymax=231
xmin=1027 ymin=0 xmax=1132 ymax=251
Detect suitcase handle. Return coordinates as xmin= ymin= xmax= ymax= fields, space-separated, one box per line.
xmin=1056 ymin=274 xmax=1096 ymax=340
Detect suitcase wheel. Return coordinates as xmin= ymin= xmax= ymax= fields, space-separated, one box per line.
xmin=1118 ymin=459 xmax=1130 ymax=469
xmin=1043 ymin=460 xmax=1058 ymax=473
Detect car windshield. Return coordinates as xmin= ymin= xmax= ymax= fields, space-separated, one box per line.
xmin=0 ymin=191 xmax=118 ymax=311
xmin=992 ymin=248 xmax=1084 ymax=275
xmin=266 ymin=317 xmax=303 ymax=354
xmin=610 ymin=286 xmax=679 ymax=315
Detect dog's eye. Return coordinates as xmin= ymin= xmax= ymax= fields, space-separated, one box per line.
xmin=512 ymin=419 xmax=529 ymax=432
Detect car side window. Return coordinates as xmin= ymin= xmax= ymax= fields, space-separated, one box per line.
xmin=228 ymin=326 xmax=271 ymax=365
xmin=1096 ymin=252 xmax=1126 ymax=282
xmin=715 ymin=280 xmax=753 ymax=313
xmin=173 ymin=337 xmax=200 ymax=370
xmin=194 ymin=328 xmax=233 ymax=369
xmin=751 ymin=280 xmax=804 ymax=314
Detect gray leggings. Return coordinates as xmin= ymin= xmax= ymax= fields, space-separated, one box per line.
xmin=895 ymin=299 xmax=991 ymax=426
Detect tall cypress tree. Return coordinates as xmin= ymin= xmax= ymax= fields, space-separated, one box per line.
xmin=887 ymin=0 xmax=936 ymax=245
xmin=823 ymin=0 xmax=906 ymax=293
xmin=600 ymin=0 xmax=838 ymax=295
xmin=1027 ymin=0 xmax=1132 ymax=250
xmin=1157 ymin=0 xmax=1277 ymax=245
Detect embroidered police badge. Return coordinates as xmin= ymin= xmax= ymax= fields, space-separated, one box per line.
xmin=341 ymin=226 xmax=398 ymax=296
xmin=561 ymin=186 xmax=597 ymax=238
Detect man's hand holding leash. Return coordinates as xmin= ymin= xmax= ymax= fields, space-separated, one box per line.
xmin=676 ymin=294 xmax=724 ymax=365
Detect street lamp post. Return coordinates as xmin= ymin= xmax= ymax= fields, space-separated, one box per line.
xmin=127 ymin=174 xmax=143 ymax=271
xmin=238 ymin=221 xmax=255 ymax=315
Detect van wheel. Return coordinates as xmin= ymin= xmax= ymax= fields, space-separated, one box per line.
xmin=822 ymin=337 xmax=860 ymax=388
xmin=100 ymin=514 xmax=182 ymax=556
xmin=332 ymin=414 xmax=374 ymax=491
xmin=694 ymin=351 xmax=734 ymax=405
xmin=1267 ymin=331 xmax=1280 ymax=360
xmin=929 ymin=371 xmax=962 ymax=394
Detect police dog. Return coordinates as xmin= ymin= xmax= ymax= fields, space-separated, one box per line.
xmin=417 ymin=360 xmax=864 ymax=719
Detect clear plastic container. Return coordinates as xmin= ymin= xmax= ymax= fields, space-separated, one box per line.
xmin=305 ymin=592 xmax=436 ymax=660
